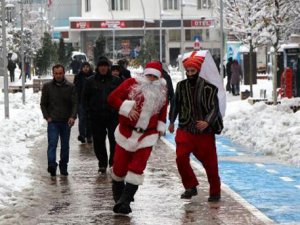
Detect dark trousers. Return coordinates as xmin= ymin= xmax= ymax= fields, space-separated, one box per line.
xmin=77 ymin=104 xmax=92 ymax=139
xmin=91 ymin=117 xmax=118 ymax=168
xmin=47 ymin=121 xmax=71 ymax=169
xmin=9 ymin=71 xmax=15 ymax=82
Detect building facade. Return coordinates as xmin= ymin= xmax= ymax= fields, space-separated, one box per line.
xmin=68 ymin=0 xmax=220 ymax=65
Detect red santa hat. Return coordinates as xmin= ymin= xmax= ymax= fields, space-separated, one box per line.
xmin=143 ymin=61 xmax=162 ymax=78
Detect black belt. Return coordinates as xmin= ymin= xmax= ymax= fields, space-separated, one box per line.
xmin=133 ymin=127 xmax=146 ymax=133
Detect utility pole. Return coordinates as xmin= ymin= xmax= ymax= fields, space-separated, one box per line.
xmin=20 ymin=0 xmax=25 ymax=104
xmin=180 ymin=0 xmax=185 ymax=79
xmin=158 ymin=0 xmax=162 ymax=62
xmin=220 ymin=0 xmax=224 ymax=80
xmin=2 ymin=0 xmax=9 ymax=118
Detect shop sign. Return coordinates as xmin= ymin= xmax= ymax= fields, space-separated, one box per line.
xmin=101 ymin=20 xmax=125 ymax=28
xmin=191 ymin=20 xmax=214 ymax=27
xmin=75 ymin=21 xmax=91 ymax=29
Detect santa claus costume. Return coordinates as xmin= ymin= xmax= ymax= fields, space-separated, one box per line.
xmin=107 ymin=61 xmax=168 ymax=214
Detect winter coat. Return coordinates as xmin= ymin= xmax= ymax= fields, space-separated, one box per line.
xmin=230 ymin=63 xmax=242 ymax=85
xmin=40 ymin=79 xmax=77 ymax=122
xmin=170 ymin=77 xmax=223 ymax=134
xmin=73 ymin=70 xmax=93 ymax=103
xmin=162 ymin=70 xmax=175 ymax=121
xmin=82 ymin=72 xmax=122 ymax=120
xmin=107 ymin=78 xmax=168 ymax=152
xmin=7 ymin=60 xmax=16 ymax=72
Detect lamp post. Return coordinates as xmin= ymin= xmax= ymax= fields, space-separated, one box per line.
xmin=140 ymin=0 xmax=146 ymax=37
xmin=105 ymin=0 xmax=116 ymax=62
xmin=2 ymin=0 xmax=9 ymax=118
xmin=20 ymin=0 xmax=25 ymax=104
xmin=219 ymin=0 xmax=224 ymax=80
xmin=158 ymin=0 xmax=162 ymax=62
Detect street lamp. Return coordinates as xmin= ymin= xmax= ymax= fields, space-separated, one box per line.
xmin=2 ymin=0 xmax=9 ymax=118
xmin=220 ymin=0 xmax=224 ymax=80
xmin=20 ymin=1 xmax=25 ymax=104
xmin=105 ymin=0 xmax=116 ymax=62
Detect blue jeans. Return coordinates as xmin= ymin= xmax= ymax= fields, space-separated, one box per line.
xmin=47 ymin=121 xmax=71 ymax=169
xmin=78 ymin=104 xmax=92 ymax=139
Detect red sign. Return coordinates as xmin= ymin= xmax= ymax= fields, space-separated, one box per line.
xmin=100 ymin=21 xmax=126 ymax=28
xmin=75 ymin=21 xmax=91 ymax=29
xmin=191 ymin=20 xmax=214 ymax=27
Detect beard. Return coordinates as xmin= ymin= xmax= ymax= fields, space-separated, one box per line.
xmin=129 ymin=76 xmax=167 ymax=115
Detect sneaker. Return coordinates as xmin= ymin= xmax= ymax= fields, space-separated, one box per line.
xmin=208 ymin=195 xmax=221 ymax=202
xmin=98 ymin=167 xmax=106 ymax=174
xmin=180 ymin=187 xmax=198 ymax=199
xmin=77 ymin=135 xmax=86 ymax=144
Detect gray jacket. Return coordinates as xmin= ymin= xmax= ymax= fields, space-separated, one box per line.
xmin=40 ymin=79 xmax=77 ymax=122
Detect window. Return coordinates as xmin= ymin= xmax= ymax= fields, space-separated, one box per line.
xmin=185 ymin=30 xmax=204 ymax=41
xmin=163 ymin=0 xmax=178 ymax=10
xmin=197 ymin=0 xmax=212 ymax=9
xmin=85 ymin=0 xmax=91 ymax=12
xmin=169 ymin=30 xmax=181 ymax=41
xmin=110 ymin=0 xmax=130 ymax=11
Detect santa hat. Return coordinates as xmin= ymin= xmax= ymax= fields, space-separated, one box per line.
xmin=143 ymin=61 xmax=162 ymax=78
xmin=183 ymin=56 xmax=204 ymax=72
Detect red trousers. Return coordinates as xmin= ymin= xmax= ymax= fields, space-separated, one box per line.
xmin=175 ymin=129 xmax=221 ymax=196
xmin=112 ymin=144 xmax=152 ymax=185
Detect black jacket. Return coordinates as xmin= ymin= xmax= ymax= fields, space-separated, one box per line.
xmin=162 ymin=70 xmax=175 ymax=121
xmin=73 ymin=70 xmax=93 ymax=103
xmin=40 ymin=79 xmax=77 ymax=122
xmin=82 ymin=72 xmax=122 ymax=119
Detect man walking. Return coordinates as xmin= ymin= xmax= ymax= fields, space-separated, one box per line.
xmin=168 ymin=56 xmax=223 ymax=202
xmin=73 ymin=62 xmax=94 ymax=144
xmin=108 ymin=61 xmax=168 ymax=214
xmin=82 ymin=57 xmax=122 ymax=173
xmin=40 ymin=64 xmax=77 ymax=177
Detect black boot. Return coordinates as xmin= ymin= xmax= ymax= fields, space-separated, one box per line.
xmin=113 ymin=183 xmax=138 ymax=214
xmin=59 ymin=164 xmax=68 ymax=176
xmin=112 ymin=180 xmax=125 ymax=203
xmin=47 ymin=165 xmax=57 ymax=177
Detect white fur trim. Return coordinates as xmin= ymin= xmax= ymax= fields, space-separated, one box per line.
xmin=115 ymin=127 xmax=159 ymax=152
xmin=111 ymin=171 xmax=125 ymax=182
xmin=157 ymin=121 xmax=166 ymax=133
xmin=144 ymin=68 xmax=161 ymax=77
xmin=125 ymin=171 xmax=144 ymax=185
xmin=119 ymin=100 xmax=135 ymax=117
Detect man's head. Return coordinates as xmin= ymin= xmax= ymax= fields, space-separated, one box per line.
xmin=143 ymin=61 xmax=162 ymax=82
xmin=52 ymin=64 xmax=65 ymax=82
xmin=183 ymin=57 xmax=204 ymax=81
xmin=96 ymin=56 xmax=111 ymax=75
xmin=81 ymin=62 xmax=91 ymax=74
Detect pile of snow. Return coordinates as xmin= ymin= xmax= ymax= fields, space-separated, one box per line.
xmin=224 ymin=98 xmax=300 ymax=166
xmin=0 ymin=90 xmax=46 ymax=209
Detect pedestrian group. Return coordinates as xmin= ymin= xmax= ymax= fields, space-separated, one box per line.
xmin=40 ymin=51 xmax=224 ymax=215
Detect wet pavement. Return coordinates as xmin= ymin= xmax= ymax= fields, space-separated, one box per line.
xmin=0 ymin=126 xmax=275 ymax=225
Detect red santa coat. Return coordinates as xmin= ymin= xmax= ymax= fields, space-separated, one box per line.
xmin=108 ymin=78 xmax=168 ymax=152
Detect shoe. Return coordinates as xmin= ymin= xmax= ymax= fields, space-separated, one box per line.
xmin=77 ymin=135 xmax=86 ymax=144
xmin=47 ymin=166 xmax=56 ymax=177
xmin=98 ymin=167 xmax=106 ymax=174
xmin=180 ymin=187 xmax=197 ymax=199
xmin=208 ymin=195 xmax=221 ymax=202
xmin=60 ymin=171 xmax=69 ymax=176
xmin=87 ymin=138 xmax=92 ymax=144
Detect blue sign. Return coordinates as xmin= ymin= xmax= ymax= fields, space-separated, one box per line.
xmin=52 ymin=32 xmax=61 ymax=39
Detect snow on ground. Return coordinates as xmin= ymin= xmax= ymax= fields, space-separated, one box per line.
xmin=0 ymin=67 xmax=300 ymax=210
xmin=0 ymin=90 xmax=46 ymax=210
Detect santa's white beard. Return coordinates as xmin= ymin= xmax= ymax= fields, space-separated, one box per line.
xmin=130 ymin=76 xmax=167 ymax=115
